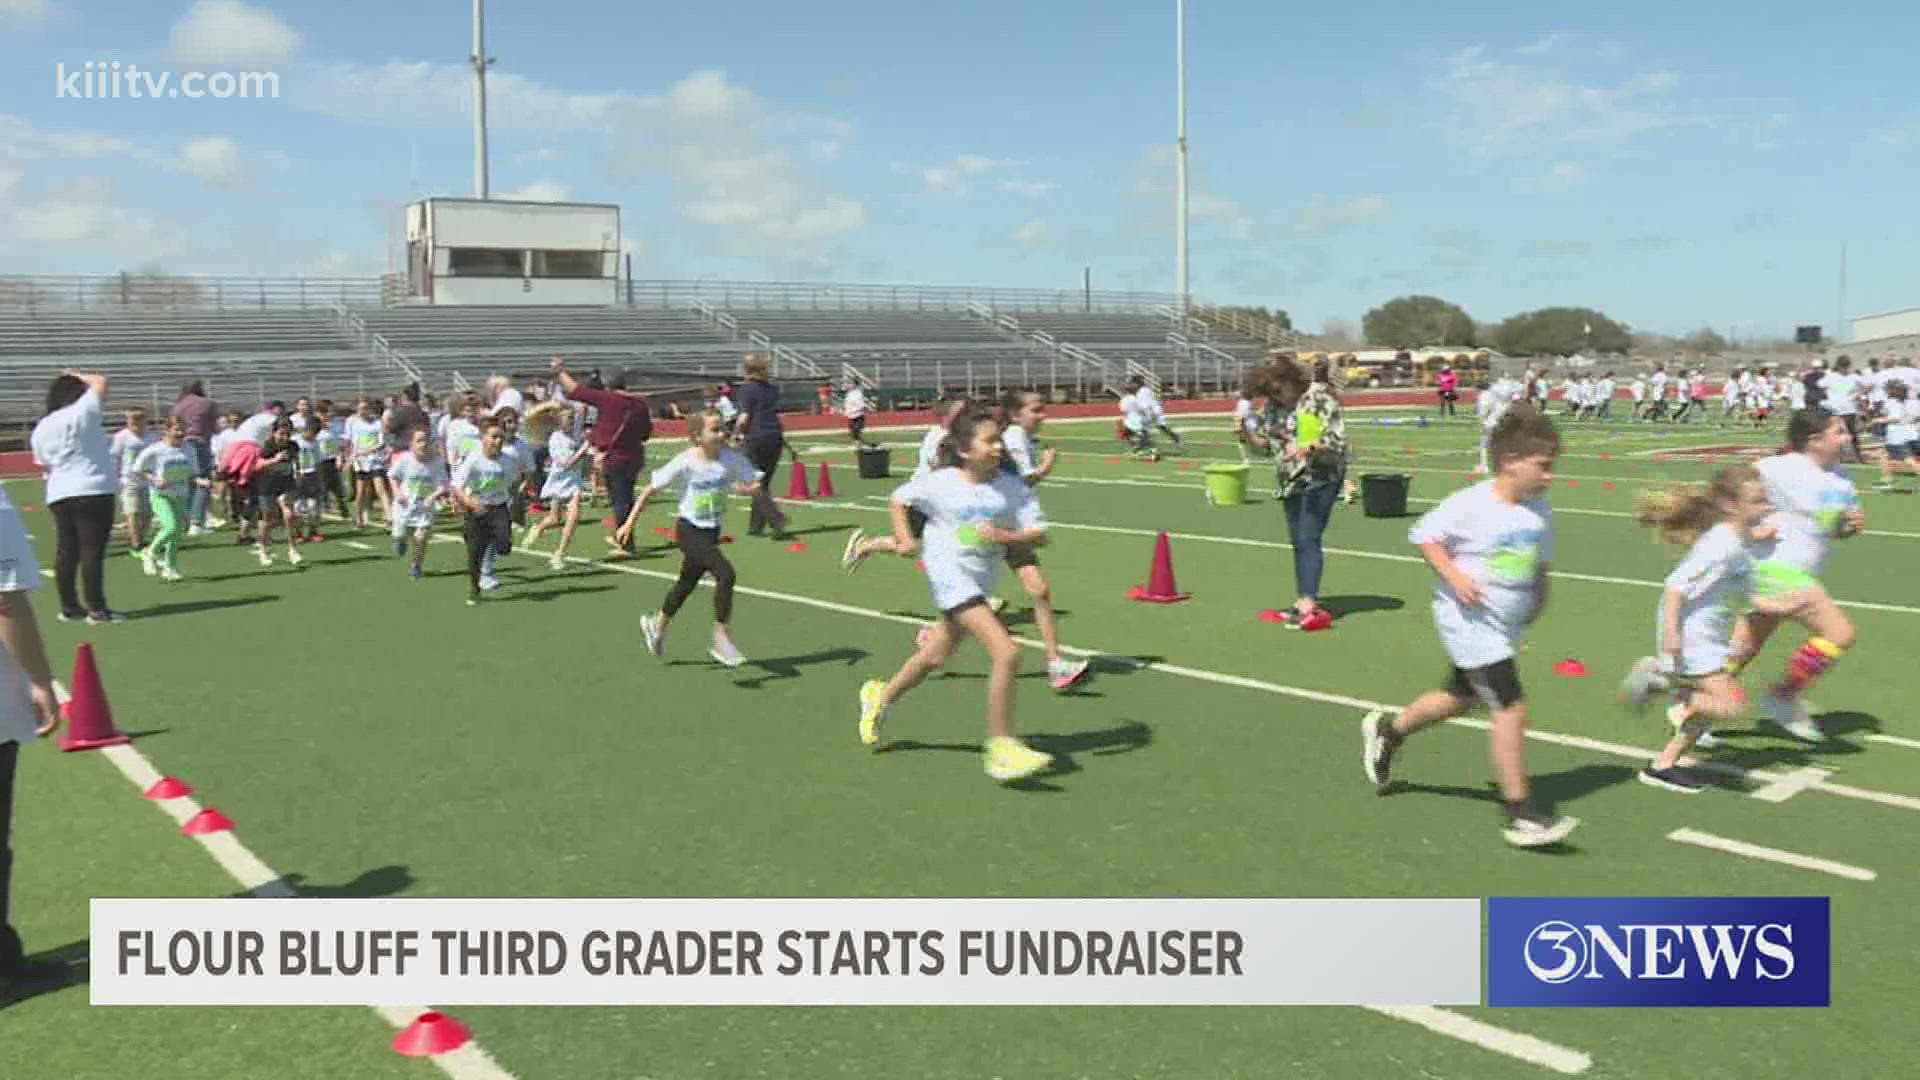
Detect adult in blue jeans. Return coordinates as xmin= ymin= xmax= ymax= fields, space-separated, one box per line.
xmin=1250 ymin=355 xmax=1347 ymax=625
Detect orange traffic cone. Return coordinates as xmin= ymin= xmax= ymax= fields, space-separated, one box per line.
xmin=816 ymin=462 xmax=836 ymax=498
xmin=1127 ymin=532 xmax=1191 ymax=603
xmin=392 ymin=1012 xmax=472 ymax=1057
xmin=786 ymin=463 xmax=812 ymax=500
xmin=59 ymin=643 xmax=130 ymax=751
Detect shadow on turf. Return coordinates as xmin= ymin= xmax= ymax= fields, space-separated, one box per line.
xmin=1378 ymin=762 xmax=1634 ymax=845
xmin=229 ymin=863 xmax=416 ymax=900
xmin=882 ymin=720 xmax=1154 ymax=793
xmin=728 ymin=647 xmax=870 ymax=688
xmin=1315 ymin=594 xmax=1405 ymax=619
xmin=194 ymin=554 xmax=385 ymax=581
xmin=760 ymin=522 xmax=857 ymax=540
xmin=1695 ymin=709 xmax=1880 ymax=770
xmin=0 ymin=939 xmax=89 ymax=1010
xmin=136 ymin=594 xmax=277 ymax=618
xmin=494 ymin=584 xmax=620 ymax=604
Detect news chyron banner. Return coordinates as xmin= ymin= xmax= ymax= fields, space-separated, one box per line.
xmin=92 ymin=898 xmax=1479 ymax=1007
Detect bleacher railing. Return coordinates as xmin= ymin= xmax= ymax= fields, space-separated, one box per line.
xmin=626 ymin=279 xmax=1180 ymax=314
xmin=329 ymin=303 xmax=424 ymax=387
xmin=0 ymin=274 xmax=385 ymax=310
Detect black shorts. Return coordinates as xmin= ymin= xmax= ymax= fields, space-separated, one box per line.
xmin=257 ymin=474 xmax=296 ymax=506
xmin=942 ymin=595 xmax=989 ymax=620
xmin=908 ymin=507 xmax=928 ymax=540
xmin=1004 ymin=542 xmax=1039 ymax=570
xmin=1445 ymin=658 xmax=1524 ymax=710
xmin=849 ymin=416 xmax=867 ymax=439
xmin=297 ymin=473 xmax=324 ymax=501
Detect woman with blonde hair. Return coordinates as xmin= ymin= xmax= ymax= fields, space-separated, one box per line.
xmin=485 ymin=374 xmax=525 ymax=418
xmin=522 ymin=401 xmax=591 ymax=569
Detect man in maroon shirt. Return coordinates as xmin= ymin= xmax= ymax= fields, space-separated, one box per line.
xmin=169 ymin=380 xmax=218 ymax=532
xmin=550 ymin=356 xmax=651 ymax=553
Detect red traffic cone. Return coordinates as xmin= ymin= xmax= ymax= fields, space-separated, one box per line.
xmin=182 ymin=809 xmax=233 ymax=835
xmin=145 ymin=777 xmax=193 ymax=800
xmin=1128 ymin=532 xmax=1191 ymax=603
xmin=1603 ymin=482 xmax=1615 ymax=490
xmin=786 ymin=464 xmax=812 ymax=500
xmin=392 ymin=1012 xmax=472 ymax=1057
xmin=602 ymin=516 xmax=618 ymax=528
xmin=1553 ymin=658 xmax=1588 ymax=677
xmin=786 ymin=542 xmax=808 ymax=553
xmin=59 ymin=643 xmax=130 ymax=751
xmin=815 ymin=462 xmax=836 ymax=498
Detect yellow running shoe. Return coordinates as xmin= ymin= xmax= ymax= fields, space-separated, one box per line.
xmin=858 ymin=679 xmax=888 ymax=747
xmin=984 ymin=735 xmax=1053 ymax=782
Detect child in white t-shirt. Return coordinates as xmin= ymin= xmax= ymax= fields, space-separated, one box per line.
xmin=1362 ymin=408 xmax=1576 ymax=848
xmin=388 ymin=428 xmax=449 ymax=579
xmin=110 ymin=407 xmax=156 ymax=553
xmin=523 ymin=402 xmax=591 ymax=570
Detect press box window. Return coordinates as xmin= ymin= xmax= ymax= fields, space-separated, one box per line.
xmin=447 ymin=248 xmax=526 ymax=277
xmin=531 ymin=250 xmax=606 ymax=278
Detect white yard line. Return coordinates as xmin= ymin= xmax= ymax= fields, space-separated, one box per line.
xmin=1749 ymin=767 xmax=1835 ymax=804
xmin=1866 ymin=733 xmax=1920 ymax=750
xmin=57 ymin=682 xmax=518 ymax=1080
xmin=1666 ymin=828 xmax=1877 ymax=882
xmin=1364 ymin=1006 xmax=1591 ymax=1076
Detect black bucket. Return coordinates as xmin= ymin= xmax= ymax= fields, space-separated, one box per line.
xmin=857 ymin=446 xmax=892 ymax=479
xmin=1360 ymin=473 xmax=1410 ymax=518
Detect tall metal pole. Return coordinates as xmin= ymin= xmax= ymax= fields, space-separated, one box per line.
xmin=1836 ymin=241 xmax=1847 ymax=344
xmin=1175 ymin=0 xmax=1190 ymax=315
xmin=471 ymin=0 xmax=491 ymax=199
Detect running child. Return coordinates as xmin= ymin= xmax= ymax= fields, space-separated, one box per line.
xmin=1119 ymin=376 xmax=1159 ymax=460
xmin=129 ymin=417 xmax=201 ymax=581
xmin=345 ymin=397 xmax=393 ymax=527
xmin=843 ymin=396 xmax=969 ymax=563
xmin=252 ymin=418 xmax=306 ymax=568
xmin=615 ymin=410 xmax=763 ymax=667
xmin=991 ymin=390 xmax=1088 ymax=689
xmin=451 ymin=417 xmax=529 ymax=605
xmin=1876 ymin=380 xmax=1918 ymax=492
xmin=388 ymin=427 xmax=449 ymax=579
xmin=1721 ymin=407 xmax=1863 ymax=741
xmin=292 ymin=416 xmax=326 ymax=540
xmin=855 ymin=408 xmax=1056 ymax=783
xmin=110 ymin=407 xmax=155 ymax=554
xmin=1134 ymin=377 xmax=1183 ymax=449
xmin=1361 ymin=406 xmax=1577 ymax=848
xmin=522 ymin=401 xmax=590 ymax=569
xmin=314 ymin=400 xmax=349 ymax=520
xmin=843 ymin=381 xmax=872 ymax=447
xmin=1620 ymin=464 xmax=1785 ymax=790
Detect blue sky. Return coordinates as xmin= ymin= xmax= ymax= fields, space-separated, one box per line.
xmin=2 ymin=0 xmax=1915 ymax=337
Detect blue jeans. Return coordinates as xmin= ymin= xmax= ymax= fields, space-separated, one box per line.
xmin=1283 ymin=480 xmax=1340 ymax=601
xmin=184 ymin=437 xmax=212 ymax=528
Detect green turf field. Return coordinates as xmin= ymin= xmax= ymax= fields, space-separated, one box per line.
xmin=8 ymin=406 xmax=1919 ymax=1079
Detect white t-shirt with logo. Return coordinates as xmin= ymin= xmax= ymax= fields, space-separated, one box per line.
xmin=892 ymin=468 xmax=1046 ymax=612
xmin=1658 ymin=523 xmax=1755 ymax=675
xmin=1409 ymin=481 xmax=1554 ymax=669
xmin=1755 ymin=452 xmax=1856 ymax=575
xmin=651 ymin=447 xmax=761 ymax=530
xmin=133 ymin=442 xmax=195 ymax=501
xmin=1822 ymin=373 xmax=1859 ymax=416
xmin=452 ymin=451 xmax=526 ymax=509
xmin=110 ymin=429 xmax=156 ymax=491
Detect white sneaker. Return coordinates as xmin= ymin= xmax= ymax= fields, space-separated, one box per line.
xmin=1762 ymin=691 xmax=1823 ymax=742
xmin=640 ymin=612 xmax=665 ymax=657
xmin=478 ymin=575 xmax=501 ymax=592
xmin=140 ymin=550 xmax=157 ymax=577
xmin=288 ymin=549 xmax=305 ymax=567
xmin=1503 ymin=812 xmax=1579 ymax=848
xmin=160 ymin=568 xmax=184 ymax=583
xmin=841 ymin=529 xmax=868 ymax=574
xmin=709 ymin=636 xmax=746 ymax=668
xmin=187 ymin=526 xmax=208 ymax=537
xmin=1619 ymin=656 xmax=1669 ymax=712
xmin=255 ymin=546 xmax=273 ymax=567
xmin=548 ymin=552 xmax=565 ymax=571
xmin=1047 ymin=657 xmax=1090 ymax=691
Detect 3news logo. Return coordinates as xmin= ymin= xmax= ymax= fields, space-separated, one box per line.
xmin=1487 ymin=897 xmax=1830 ymax=1007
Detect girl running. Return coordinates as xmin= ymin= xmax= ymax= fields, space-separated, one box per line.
xmin=991 ymin=390 xmax=1088 ymax=690
xmin=1722 ymin=407 xmax=1862 ymax=741
xmin=1620 ymin=464 xmax=1784 ymax=791
xmin=854 ymin=408 xmax=1055 ymax=784
xmin=130 ymin=418 xmax=200 ymax=581
xmin=614 ymin=411 xmax=763 ymax=668
xmin=345 ymin=397 xmax=392 ymax=528
xmin=253 ymin=418 xmax=306 ymax=568
xmin=523 ymin=401 xmax=591 ymax=569
xmin=1876 ymin=380 xmax=1917 ymax=492
xmin=388 ymin=427 xmax=449 ymax=579
xmin=451 ymin=417 xmax=528 ymax=606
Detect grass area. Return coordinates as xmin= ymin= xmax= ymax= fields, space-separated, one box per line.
xmin=7 ymin=408 xmax=1919 ymax=1078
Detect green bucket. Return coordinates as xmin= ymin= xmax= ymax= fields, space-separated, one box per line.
xmin=1203 ymin=462 xmax=1251 ymax=506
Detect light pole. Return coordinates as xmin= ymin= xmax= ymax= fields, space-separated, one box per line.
xmin=471 ymin=0 xmax=494 ymax=199
xmin=1175 ymin=0 xmax=1189 ymax=315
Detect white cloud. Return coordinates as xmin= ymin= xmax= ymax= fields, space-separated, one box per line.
xmin=4 ymin=176 xmax=188 ymax=257
xmin=807 ymin=139 xmax=843 ymax=163
xmin=1515 ymin=32 xmax=1567 ymax=56
xmin=1013 ymin=219 xmax=1051 ymax=246
xmin=0 ymin=0 xmax=50 ymax=25
xmin=1434 ymin=45 xmax=1695 ymax=157
xmin=903 ymin=153 xmax=1021 ymax=193
xmin=1512 ymin=161 xmax=1587 ymax=193
xmin=1876 ymin=121 xmax=1920 ymax=147
xmin=1001 ymin=179 xmax=1057 ymax=198
xmin=177 ymin=135 xmax=249 ymax=188
xmin=0 ymin=165 xmax=20 ymax=199
xmin=518 ymin=147 xmax=565 ymax=163
xmin=170 ymin=1 xmax=301 ymax=65
xmin=501 ymin=179 xmax=571 ymax=202
xmin=1293 ymin=194 xmax=1389 ymax=236
xmin=0 ymin=113 xmax=135 ymax=162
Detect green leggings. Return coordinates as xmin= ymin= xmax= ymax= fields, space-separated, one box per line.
xmin=148 ymin=491 xmax=187 ymax=571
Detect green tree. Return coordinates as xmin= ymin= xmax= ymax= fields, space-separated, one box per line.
xmin=1361 ymin=295 xmax=1476 ymax=348
xmin=1492 ymin=306 xmax=1631 ymax=356
xmin=1681 ymin=327 xmax=1728 ymax=355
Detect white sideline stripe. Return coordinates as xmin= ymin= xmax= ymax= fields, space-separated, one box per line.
xmin=1666 ymin=828 xmax=1877 ymax=882
xmin=476 ymin=538 xmax=1920 ymax=818
xmin=54 ymin=682 xmax=518 ymax=1080
xmin=341 ymin=540 xmax=375 ymax=550
xmin=1867 ymin=733 xmax=1920 ymax=750
xmin=1749 ymin=767 xmax=1834 ymax=804
xmin=828 ymin=486 xmax=1920 ymax=616
xmin=1364 ymin=1006 xmax=1591 ymax=1075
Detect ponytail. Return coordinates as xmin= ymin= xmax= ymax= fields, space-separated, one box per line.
xmin=1634 ymin=463 xmax=1762 ymax=547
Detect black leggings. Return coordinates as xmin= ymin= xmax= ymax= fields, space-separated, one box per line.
xmin=49 ymin=493 xmax=114 ymax=615
xmin=663 ymin=518 xmax=736 ymax=622
xmin=463 ymin=506 xmax=512 ymax=591
xmin=744 ymin=435 xmax=787 ymax=535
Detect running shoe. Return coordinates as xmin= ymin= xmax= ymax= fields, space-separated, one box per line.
xmin=984 ymin=736 xmax=1053 ymax=782
xmin=709 ymin=636 xmax=746 ymax=669
xmin=1618 ymin=656 xmax=1669 ymax=713
xmin=1502 ymin=807 xmax=1579 ymax=848
xmin=1361 ymin=710 xmax=1396 ymax=788
xmin=841 ymin=529 xmax=868 ymax=574
xmin=1047 ymin=657 xmax=1090 ymax=691
xmin=640 ymin=612 xmax=665 ymax=657
xmin=858 ymin=678 xmax=888 ymax=747
xmin=1761 ymin=690 xmax=1823 ymax=742
xmin=1638 ymin=766 xmax=1705 ymax=794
